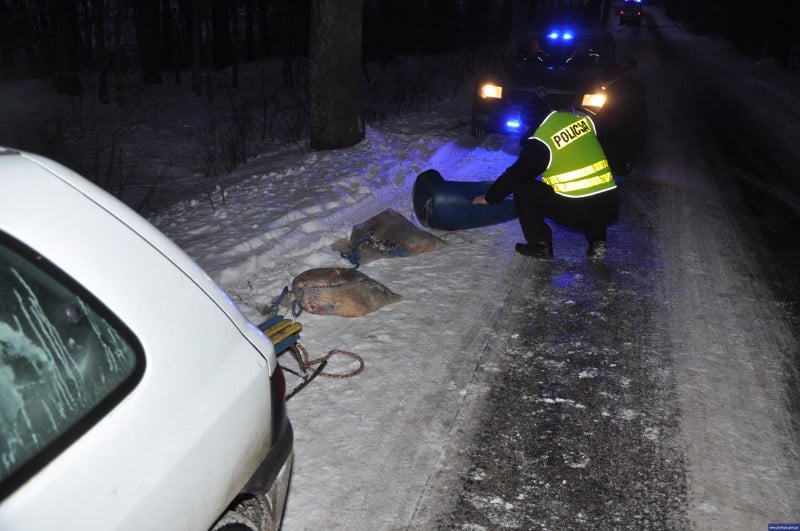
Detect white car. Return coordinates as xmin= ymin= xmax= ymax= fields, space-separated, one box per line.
xmin=0 ymin=147 xmax=293 ymax=530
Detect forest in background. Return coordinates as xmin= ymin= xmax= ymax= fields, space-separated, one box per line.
xmin=1 ymin=0 xmax=798 ymax=212
xmin=2 ymin=0 xmax=798 ymax=101
xmin=0 ymin=0 xmax=524 ymax=100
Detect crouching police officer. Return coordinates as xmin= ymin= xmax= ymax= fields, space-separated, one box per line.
xmin=473 ymin=110 xmax=618 ymax=260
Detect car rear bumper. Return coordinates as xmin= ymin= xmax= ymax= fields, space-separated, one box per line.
xmin=249 ymin=417 xmax=293 ymax=530
xmin=247 ymin=412 xmax=293 ymax=504
xmin=211 ymin=417 xmax=293 ymax=530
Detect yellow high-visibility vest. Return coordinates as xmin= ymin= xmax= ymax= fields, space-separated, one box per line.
xmin=532 ymin=111 xmax=616 ymax=197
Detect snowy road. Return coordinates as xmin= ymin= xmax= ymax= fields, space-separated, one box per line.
xmin=436 ymin=9 xmax=800 ymax=530
xmin=642 ymin=10 xmax=800 ymax=527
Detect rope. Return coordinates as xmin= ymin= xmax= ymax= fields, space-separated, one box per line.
xmin=294 ymin=343 xmax=364 ymax=379
xmin=290 ymin=290 xmax=303 ymax=317
xmin=339 ymin=235 xmax=410 ymax=268
xmin=269 ymin=285 xmax=304 ymax=317
xmin=284 ymin=343 xmax=365 ymax=400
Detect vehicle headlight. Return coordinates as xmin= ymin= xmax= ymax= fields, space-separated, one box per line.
xmin=581 ymin=92 xmax=606 ymax=110
xmin=480 ymin=83 xmax=503 ymax=99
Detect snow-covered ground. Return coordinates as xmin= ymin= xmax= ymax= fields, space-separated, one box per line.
xmin=150 ymin=108 xmax=530 ymax=530
xmin=3 ymin=4 xmax=800 ymax=529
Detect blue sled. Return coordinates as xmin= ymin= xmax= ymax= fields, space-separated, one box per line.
xmin=412 ymin=169 xmax=517 ymax=231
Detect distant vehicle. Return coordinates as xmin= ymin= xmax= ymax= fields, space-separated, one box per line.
xmin=0 ymin=147 xmax=293 ymax=530
xmin=619 ymin=0 xmax=643 ymax=26
xmin=470 ymin=24 xmax=647 ymax=175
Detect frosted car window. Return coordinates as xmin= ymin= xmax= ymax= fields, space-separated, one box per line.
xmin=0 ymin=234 xmax=143 ymax=499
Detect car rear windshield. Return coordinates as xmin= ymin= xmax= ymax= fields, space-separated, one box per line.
xmin=0 ymin=233 xmax=144 ymax=499
xmin=500 ymin=31 xmax=606 ymax=68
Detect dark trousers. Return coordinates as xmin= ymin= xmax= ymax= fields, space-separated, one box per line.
xmin=512 ymin=179 xmax=619 ymax=244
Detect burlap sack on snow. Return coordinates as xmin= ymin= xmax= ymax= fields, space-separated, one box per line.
xmin=286 ymin=267 xmax=401 ymax=317
xmin=331 ymin=208 xmax=446 ymax=266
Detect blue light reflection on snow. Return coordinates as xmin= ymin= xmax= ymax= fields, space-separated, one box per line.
xmin=553 ymin=271 xmax=575 ymax=289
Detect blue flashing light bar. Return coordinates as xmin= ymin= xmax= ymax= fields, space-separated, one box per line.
xmin=546 ymin=30 xmax=575 ymax=41
xmin=505 ymin=118 xmax=522 ymax=130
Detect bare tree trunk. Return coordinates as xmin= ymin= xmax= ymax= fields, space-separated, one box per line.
xmin=191 ymin=0 xmax=201 ymax=96
xmin=230 ymin=0 xmax=238 ymax=89
xmin=114 ymin=0 xmax=123 ymax=103
xmin=205 ymin=1 xmax=213 ymax=102
xmin=309 ymin=0 xmax=365 ymax=150
xmin=245 ymin=0 xmax=254 ymax=60
xmin=162 ymin=0 xmax=181 ymax=84
xmin=257 ymin=0 xmax=268 ymax=57
xmin=48 ymin=0 xmax=83 ymax=95
xmin=134 ymin=0 xmax=162 ymax=84
xmin=211 ymin=0 xmax=231 ymax=67
xmin=92 ymin=0 xmax=108 ymax=102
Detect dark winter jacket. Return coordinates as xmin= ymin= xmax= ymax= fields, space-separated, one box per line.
xmin=484 ymin=135 xmax=549 ymax=204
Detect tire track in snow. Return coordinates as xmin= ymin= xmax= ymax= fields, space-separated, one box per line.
xmin=647 ymin=14 xmax=800 ymax=528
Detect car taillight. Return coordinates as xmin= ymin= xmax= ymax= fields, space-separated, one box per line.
xmin=270 ymin=364 xmax=288 ymax=445
xmin=273 ymin=364 xmax=286 ymax=400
